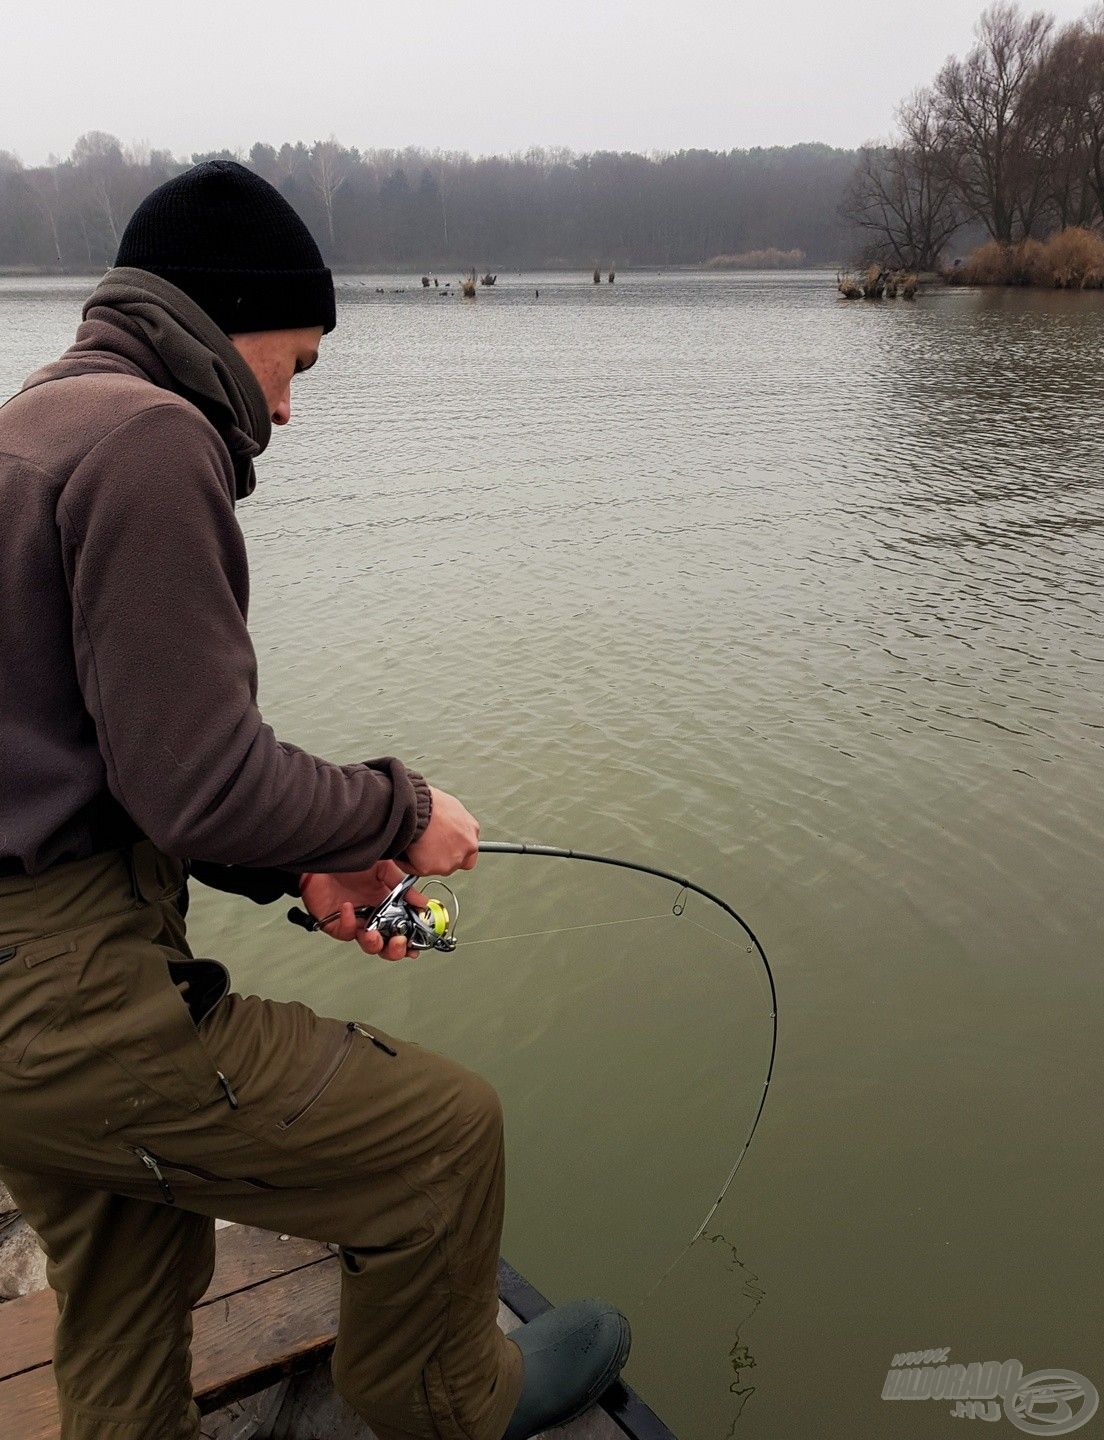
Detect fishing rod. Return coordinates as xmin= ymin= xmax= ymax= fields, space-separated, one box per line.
xmin=477 ymin=842 xmax=777 ymax=1245
xmin=288 ymin=840 xmax=777 ymax=1247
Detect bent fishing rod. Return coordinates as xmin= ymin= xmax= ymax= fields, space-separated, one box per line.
xmin=288 ymin=839 xmax=777 ymax=1248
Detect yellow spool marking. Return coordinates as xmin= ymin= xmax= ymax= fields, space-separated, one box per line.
xmin=424 ymin=899 xmax=449 ymax=937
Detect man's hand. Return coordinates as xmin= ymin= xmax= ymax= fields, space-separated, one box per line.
xmin=400 ymin=786 xmax=480 ymax=877
xmin=299 ymin=861 xmax=427 ymax=960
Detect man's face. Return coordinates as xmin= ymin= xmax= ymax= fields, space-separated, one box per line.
xmin=230 ymin=325 xmax=324 ymax=426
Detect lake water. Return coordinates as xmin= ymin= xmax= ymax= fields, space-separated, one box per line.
xmin=3 ymin=271 xmax=1103 ymax=1438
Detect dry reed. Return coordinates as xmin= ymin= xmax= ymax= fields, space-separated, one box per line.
xmin=862 ymin=263 xmax=886 ymax=299
xmin=836 ymin=271 xmax=863 ymax=299
xmin=946 ymin=228 xmax=1104 ymax=288
xmin=705 ymin=248 xmax=805 ymax=269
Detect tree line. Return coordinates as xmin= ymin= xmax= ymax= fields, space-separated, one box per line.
xmin=0 ymin=138 xmax=858 ymax=272
xmin=843 ymin=1 xmax=1104 ymax=270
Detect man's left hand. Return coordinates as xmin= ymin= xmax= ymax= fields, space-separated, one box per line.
xmin=299 ymin=862 xmax=427 ymax=960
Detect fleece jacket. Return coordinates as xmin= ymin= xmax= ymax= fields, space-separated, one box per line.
xmin=0 ymin=277 xmax=431 ymax=880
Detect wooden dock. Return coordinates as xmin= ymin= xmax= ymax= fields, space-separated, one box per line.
xmin=0 ymin=1224 xmax=673 ymax=1439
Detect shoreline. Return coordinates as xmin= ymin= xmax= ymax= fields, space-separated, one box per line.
xmin=2 ymin=262 xmax=839 ymax=280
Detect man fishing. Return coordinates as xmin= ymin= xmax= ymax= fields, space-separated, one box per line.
xmin=0 ymin=161 xmax=629 ymax=1440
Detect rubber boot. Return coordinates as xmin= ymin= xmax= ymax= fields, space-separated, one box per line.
xmin=502 ymin=1299 xmax=631 ymax=1440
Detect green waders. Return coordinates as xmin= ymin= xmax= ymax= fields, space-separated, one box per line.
xmin=0 ymin=842 xmax=523 ymax=1440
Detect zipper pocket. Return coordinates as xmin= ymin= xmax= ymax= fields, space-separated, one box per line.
xmin=277 ymin=1021 xmax=396 ymax=1130
xmin=130 ymin=1146 xmax=175 ymax=1204
xmin=350 ymin=1022 xmax=397 ymax=1056
xmin=127 ymin=1145 xmax=277 ymax=1198
xmin=217 ymin=1070 xmax=239 ymax=1109
xmin=279 ymin=1024 xmax=357 ymax=1129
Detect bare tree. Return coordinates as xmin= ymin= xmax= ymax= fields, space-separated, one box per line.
xmin=842 ymin=88 xmax=962 ymax=269
xmin=27 ymin=166 xmax=67 ymax=267
xmin=1084 ymin=8 xmax=1104 ymax=223
xmin=934 ymin=3 xmax=1054 ymax=241
xmin=71 ymin=130 xmax=127 ymax=251
xmin=307 ymin=140 xmax=351 ymax=247
xmin=1025 ymin=20 xmax=1098 ymax=226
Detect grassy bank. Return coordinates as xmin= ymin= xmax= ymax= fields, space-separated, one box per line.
xmin=946 ymin=228 xmax=1104 ymax=289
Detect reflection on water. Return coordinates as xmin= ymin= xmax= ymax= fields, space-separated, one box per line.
xmin=3 ymin=273 xmax=1102 ymax=1439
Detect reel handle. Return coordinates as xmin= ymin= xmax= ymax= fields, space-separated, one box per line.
xmin=285 ymin=875 xmax=425 ymax=936
xmin=287 ymin=905 xmax=318 ymax=931
xmin=286 ymin=902 xmax=378 ymax=932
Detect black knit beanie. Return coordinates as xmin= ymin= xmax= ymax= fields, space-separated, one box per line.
xmin=116 ymin=160 xmax=336 ymax=335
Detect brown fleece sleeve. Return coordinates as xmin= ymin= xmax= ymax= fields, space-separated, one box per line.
xmin=58 ymin=401 xmax=433 ymax=871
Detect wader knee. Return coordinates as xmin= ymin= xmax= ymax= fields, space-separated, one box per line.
xmin=453 ymin=1071 xmax=505 ymax=1169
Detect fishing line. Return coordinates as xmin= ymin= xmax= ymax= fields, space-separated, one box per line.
xmin=461 ymin=910 xmax=676 ymax=948
xmin=475 ymin=841 xmax=777 ymax=1273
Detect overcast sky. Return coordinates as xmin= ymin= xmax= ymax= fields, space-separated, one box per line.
xmin=1 ymin=0 xmax=1094 ymax=165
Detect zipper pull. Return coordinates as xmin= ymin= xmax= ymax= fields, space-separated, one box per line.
xmin=350 ymin=1022 xmax=397 ymax=1056
xmin=217 ymin=1070 xmax=239 ymax=1109
xmin=132 ymin=1146 xmax=175 ymax=1205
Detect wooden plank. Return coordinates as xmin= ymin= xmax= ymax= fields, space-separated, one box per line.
xmin=268 ymin=1361 xmax=368 ymax=1439
xmin=199 ymin=1381 xmax=291 ymax=1440
xmin=0 ymin=1292 xmax=56 ymax=1384
xmin=0 ymin=1226 xmax=330 ymax=1383
xmin=199 ymin=1228 xmax=331 ymax=1308
xmin=0 ymin=1256 xmax=341 ymax=1440
xmin=191 ymin=1256 xmax=340 ymax=1412
xmin=0 ymin=1368 xmax=56 ymax=1440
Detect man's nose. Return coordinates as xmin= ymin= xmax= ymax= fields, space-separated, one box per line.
xmin=273 ymin=392 xmax=291 ymax=425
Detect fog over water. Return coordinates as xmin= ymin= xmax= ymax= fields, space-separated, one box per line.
xmin=3 ymin=271 xmax=1102 ymax=1437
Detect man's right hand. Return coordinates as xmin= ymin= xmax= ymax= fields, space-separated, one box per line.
xmin=400 ymin=786 xmax=480 ymax=877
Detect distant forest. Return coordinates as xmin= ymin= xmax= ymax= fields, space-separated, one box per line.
xmin=0 ymin=139 xmax=858 ymax=272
